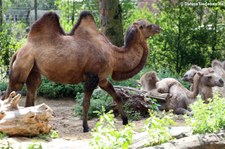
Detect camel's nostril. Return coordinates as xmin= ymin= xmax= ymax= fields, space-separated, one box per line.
xmin=219 ymin=79 xmax=224 ymax=85
xmin=182 ymin=74 xmax=188 ymax=80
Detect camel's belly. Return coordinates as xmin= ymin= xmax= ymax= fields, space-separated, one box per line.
xmin=42 ymin=71 xmax=85 ymax=84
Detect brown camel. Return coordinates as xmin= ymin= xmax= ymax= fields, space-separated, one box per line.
xmin=183 ymin=66 xmax=224 ymax=101
xmin=2 ymin=11 xmax=161 ymax=132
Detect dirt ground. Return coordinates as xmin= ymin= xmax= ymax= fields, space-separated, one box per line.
xmin=12 ymin=96 xmax=149 ymax=140
xmin=0 ymin=95 xmax=185 ymax=148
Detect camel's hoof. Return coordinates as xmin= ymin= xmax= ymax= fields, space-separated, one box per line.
xmin=122 ymin=116 xmax=128 ymax=125
xmin=83 ymin=127 xmax=89 ymax=133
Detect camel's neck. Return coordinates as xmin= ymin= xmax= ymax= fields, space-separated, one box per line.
xmin=185 ymin=73 xmax=202 ymax=99
xmin=111 ymin=41 xmax=148 ymax=81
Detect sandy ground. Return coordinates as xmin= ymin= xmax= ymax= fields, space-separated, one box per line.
xmin=0 ymin=96 xmax=185 ymax=149
xmin=0 ymin=96 xmax=147 ymax=149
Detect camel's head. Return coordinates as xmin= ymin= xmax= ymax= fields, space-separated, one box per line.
xmin=143 ymin=71 xmax=159 ymax=83
xmin=183 ymin=65 xmax=201 ymax=83
xmin=133 ymin=20 xmax=162 ymax=38
xmin=201 ymin=68 xmax=224 ymax=87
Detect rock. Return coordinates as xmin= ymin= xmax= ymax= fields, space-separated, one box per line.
xmin=169 ymin=126 xmax=192 ymax=139
xmin=143 ymin=132 xmax=225 ymax=149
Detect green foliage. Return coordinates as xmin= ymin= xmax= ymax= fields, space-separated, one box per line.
xmin=144 ymin=110 xmax=176 ymax=146
xmin=185 ymin=94 xmax=225 ymax=134
xmin=55 ymin=0 xmax=99 ymax=32
xmin=122 ymin=1 xmax=225 ymax=74
xmin=74 ymin=90 xmax=112 ymax=119
xmin=37 ymin=77 xmax=83 ymax=98
xmin=0 ymin=81 xmax=7 ymax=92
xmin=0 ymin=132 xmax=7 ymax=139
xmin=89 ymin=109 xmax=133 ymax=149
xmin=0 ymin=22 xmax=27 ymax=77
xmin=37 ymin=130 xmax=59 ymax=141
xmin=124 ymin=104 xmax=142 ymax=121
xmin=0 ymin=142 xmax=12 ymax=149
xmin=27 ymin=143 xmax=43 ymax=149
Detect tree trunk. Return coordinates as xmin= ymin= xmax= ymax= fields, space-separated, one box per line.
xmin=0 ymin=92 xmax=53 ymax=136
xmin=99 ymin=0 xmax=124 ymax=46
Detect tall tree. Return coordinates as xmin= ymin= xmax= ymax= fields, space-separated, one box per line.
xmin=99 ymin=0 xmax=123 ymax=46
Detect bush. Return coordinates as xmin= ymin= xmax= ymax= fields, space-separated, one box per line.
xmin=89 ymin=109 xmax=133 ymax=149
xmin=185 ymin=94 xmax=225 ymax=134
xmin=74 ymin=89 xmax=113 ymax=119
xmin=37 ymin=77 xmax=83 ymax=98
xmin=144 ymin=110 xmax=176 ymax=146
xmin=0 ymin=81 xmax=7 ymax=92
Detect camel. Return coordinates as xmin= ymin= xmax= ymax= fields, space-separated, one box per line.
xmin=140 ymin=71 xmax=203 ymax=115
xmin=164 ymin=72 xmax=203 ymax=116
xmin=140 ymin=71 xmax=168 ymax=99
xmin=2 ymin=11 xmax=161 ymax=132
xmin=211 ymin=60 xmax=225 ymax=97
xmin=183 ymin=66 xmax=224 ymax=101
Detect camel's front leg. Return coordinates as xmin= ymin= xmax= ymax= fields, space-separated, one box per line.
xmin=99 ymin=79 xmax=128 ymax=125
xmin=82 ymin=73 xmax=99 ymax=132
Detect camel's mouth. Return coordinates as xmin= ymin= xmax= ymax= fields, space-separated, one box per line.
xmin=150 ymin=25 xmax=162 ymax=36
xmin=217 ymin=79 xmax=224 ymax=87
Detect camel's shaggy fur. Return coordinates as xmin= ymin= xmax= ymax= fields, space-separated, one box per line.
xmin=140 ymin=71 xmax=168 ymax=99
xmin=183 ymin=65 xmax=224 ymax=101
xmin=2 ymin=11 xmax=161 ymax=132
xmin=140 ymin=71 xmax=202 ymax=115
xmin=211 ymin=60 xmax=225 ymax=97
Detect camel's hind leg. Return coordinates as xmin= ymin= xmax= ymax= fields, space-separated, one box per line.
xmin=99 ymin=79 xmax=128 ymax=125
xmin=2 ymin=79 xmax=24 ymax=100
xmin=25 ymin=69 xmax=41 ymax=107
xmin=83 ymin=73 xmax=99 ymax=132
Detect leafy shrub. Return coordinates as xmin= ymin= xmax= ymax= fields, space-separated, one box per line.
xmin=144 ymin=110 xmax=176 ymax=146
xmin=185 ymin=94 xmax=225 ymax=134
xmin=38 ymin=77 xmax=83 ymax=98
xmin=26 ymin=143 xmax=43 ymax=149
xmin=74 ymin=89 xmax=113 ymax=119
xmin=0 ymin=81 xmax=7 ymax=92
xmin=37 ymin=130 xmax=59 ymax=141
xmin=89 ymin=109 xmax=133 ymax=149
xmin=0 ymin=132 xmax=7 ymax=139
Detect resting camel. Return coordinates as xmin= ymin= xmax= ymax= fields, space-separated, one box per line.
xmin=2 ymin=11 xmax=161 ymax=132
xmin=183 ymin=65 xmax=224 ymax=101
xmin=140 ymin=71 xmax=168 ymax=99
xmin=211 ymin=60 xmax=225 ymax=97
xmin=140 ymin=71 xmax=203 ymax=115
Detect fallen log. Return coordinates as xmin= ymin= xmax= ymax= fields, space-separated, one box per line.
xmin=0 ymin=91 xmax=53 ymax=137
xmin=113 ymin=86 xmax=167 ymax=116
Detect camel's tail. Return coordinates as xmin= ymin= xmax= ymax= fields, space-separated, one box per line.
xmin=1 ymin=52 xmax=17 ymax=100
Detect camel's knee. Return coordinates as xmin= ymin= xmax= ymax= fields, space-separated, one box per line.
xmin=84 ymin=72 xmax=99 ymax=92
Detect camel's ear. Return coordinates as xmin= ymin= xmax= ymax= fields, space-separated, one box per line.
xmin=208 ymin=68 xmax=214 ymax=73
xmin=196 ymin=72 xmax=203 ymax=77
xmin=192 ymin=65 xmax=201 ymax=71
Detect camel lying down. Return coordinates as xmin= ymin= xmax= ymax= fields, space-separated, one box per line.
xmin=2 ymin=11 xmax=161 ymax=132
xmin=140 ymin=71 xmax=203 ymax=116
